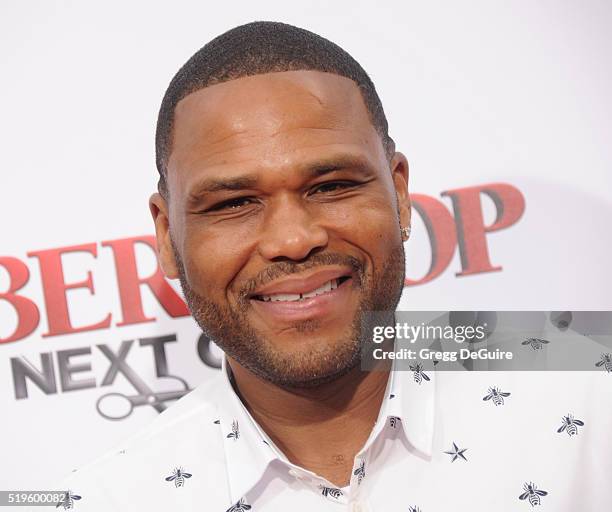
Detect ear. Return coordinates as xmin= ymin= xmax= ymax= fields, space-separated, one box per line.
xmin=149 ymin=193 xmax=179 ymax=279
xmin=389 ymin=152 xmax=411 ymax=230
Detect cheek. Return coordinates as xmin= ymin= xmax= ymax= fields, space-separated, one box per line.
xmin=321 ymin=194 xmax=401 ymax=255
xmin=182 ymin=224 xmax=254 ymax=297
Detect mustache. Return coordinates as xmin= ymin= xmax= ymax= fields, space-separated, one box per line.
xmin=239 ymin=252 xmax=364 ymax=300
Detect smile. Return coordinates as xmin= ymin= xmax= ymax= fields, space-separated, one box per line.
xmin=247 ymin=267 xmax=357 ymax=323
xmin=253 ymin=277 xmax=351 ymax=302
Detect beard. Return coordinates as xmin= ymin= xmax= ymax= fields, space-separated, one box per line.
xmin=173 ymin=239 xmax=406 ymax=388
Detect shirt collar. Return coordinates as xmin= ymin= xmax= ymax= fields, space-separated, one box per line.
xmin=384 ymin=358 xmax=436 ymax=458
xmin=218 ymin=353 xmax=437 ymax=501
xmin=219 ymin=356 xmax=277 ymax=503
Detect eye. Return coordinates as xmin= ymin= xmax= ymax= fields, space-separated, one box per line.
xmin=207 ymin=197 xmax=255 ymax=212
xmin=310 ymin=181 xmax=357 ymax=195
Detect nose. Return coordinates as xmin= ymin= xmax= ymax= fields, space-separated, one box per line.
xmin=257 ymin=195 xmax=329 ymax=262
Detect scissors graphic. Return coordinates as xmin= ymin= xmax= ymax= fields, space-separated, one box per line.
xmin=95 ymin=355 xmax=192 ymax=420
xmin=96 ymin=388 xmax=191 ymax=420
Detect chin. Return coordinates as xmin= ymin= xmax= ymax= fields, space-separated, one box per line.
xmin=258 ymin=353 xmax=361 ymax=389
xmin=246 ymin=333 xmax=362 ymax=388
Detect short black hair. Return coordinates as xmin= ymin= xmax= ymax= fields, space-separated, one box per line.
xmin=155 ymin=21 xmax=395 ymax=194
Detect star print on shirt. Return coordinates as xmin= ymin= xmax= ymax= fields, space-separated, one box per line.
xmin=444 ymin=442 xmax=468 ymax=462
xmin=557 ymin=414 xmax=584 ymax=436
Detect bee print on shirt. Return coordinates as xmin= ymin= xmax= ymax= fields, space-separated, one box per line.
xmin=389 ymin=416 xmax=401 ymax=428
xmin=319 ymin=485 xmax=343 ymax=499
xmin=518 ymin=482 xmax=548 ymax=506
xmin=595 ymin=353 xmax=612 ymax=372
xmin=409 ymin=363 xmax=430 ymax=385
xmin=483 ymin=386 xmax=511 ymax=406
xmin=408 ymin=506 xmax=422 ymax=512
xmin=226 ymin=497 xmax=251 ymax=511
xmin=557 ymin=414 xmax=585 ymax=436
xmin=521 ymin=337 xmax=550 ymax=350
xmin=165 ymin=467 xmax=192 ymax=487
xmin=353 ymin=460 xmax=366 ymax=485
xmin=227 ymin=420 xmax=240 ymax=441
xmin=56 ymin=490 xmax=81 ymax=510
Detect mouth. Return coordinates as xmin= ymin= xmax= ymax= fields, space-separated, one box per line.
xmin=252 ymin=276 xmax=352 ymax=303
xmin=246 ymin=268 xmax=358 ymax=323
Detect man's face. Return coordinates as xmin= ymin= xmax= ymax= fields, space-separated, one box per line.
xmin=150 ymin=70 xmax=411 ymax=387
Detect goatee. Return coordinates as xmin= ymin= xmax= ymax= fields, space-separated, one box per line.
xmin=173 ymin=239 xmax=405 ymax=388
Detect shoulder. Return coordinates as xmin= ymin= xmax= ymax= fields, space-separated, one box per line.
xmin=63 ymin=374 xmax=230 ymax=511
xmin=437 ymin=369 xmax=612 ymax=403
xmin=436 ymin=369 xmax=612 ymax=440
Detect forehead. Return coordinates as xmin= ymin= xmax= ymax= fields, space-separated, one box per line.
xmin=167 ymin=70 xmax=384 ymax=189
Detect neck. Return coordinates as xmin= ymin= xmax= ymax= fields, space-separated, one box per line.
xmin=227 ymin=357 xmax=391 ymax=487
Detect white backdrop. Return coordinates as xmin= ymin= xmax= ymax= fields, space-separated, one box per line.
xmin=1 ymin=0 xmax=611 ymax=489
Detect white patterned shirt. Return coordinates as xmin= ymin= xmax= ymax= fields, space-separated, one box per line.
xmin=63 ymin=357 xmax=612 ymax=511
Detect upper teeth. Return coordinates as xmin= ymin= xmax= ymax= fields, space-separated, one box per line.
xmin=258 ymin=279 xmax=340 ymax=302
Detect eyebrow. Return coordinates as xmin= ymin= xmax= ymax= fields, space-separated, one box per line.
xmin=187 ymin=154 xmax=373 ymax=201
xmin=306 ymin=155 xmax=372 ymax=178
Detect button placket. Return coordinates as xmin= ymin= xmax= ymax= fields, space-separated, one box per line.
xmin=349 ymin=500 xmax=371 ymax=512
xmin=285 ymin=465 xmax=347 ymax=504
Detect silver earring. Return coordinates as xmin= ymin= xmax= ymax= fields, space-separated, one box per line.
xmin=401 ymin=225 xmax=411 ymax=241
